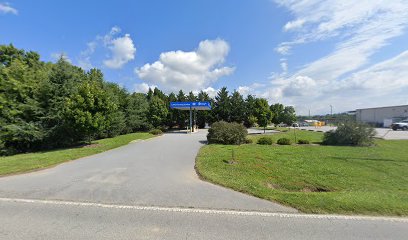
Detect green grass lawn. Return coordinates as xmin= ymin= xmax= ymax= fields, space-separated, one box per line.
xmin=196 ymin=131 xmax=408 ymax=216
xmin=255 ymin=126 xmax=291 ymax=132
xmin=0 ymin=132 xmax=153 ymax=176
xmin=251 ymin=128 xmax=324 ymax=143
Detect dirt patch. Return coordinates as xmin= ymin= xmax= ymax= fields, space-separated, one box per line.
xmin=302 ymin=186 xmax=331 ymax=192
xmin=265 ymin=182 xmax=331 ymax=192
xmin=223 ymin=160 xmax=238 ymax=165
xmin=81 ymin=143 xmax=101 ymax=148
xmin=266 ymin=182 xmax=280 ymax=190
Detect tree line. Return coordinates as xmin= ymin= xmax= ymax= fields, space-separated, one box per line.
xmin=0 ymin=44 xmax=296 ymax=155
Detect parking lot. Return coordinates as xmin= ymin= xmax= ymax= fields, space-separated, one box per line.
xmin=298 ymin=126 xmax=408 ymax=140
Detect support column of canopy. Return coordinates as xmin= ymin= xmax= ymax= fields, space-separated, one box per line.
xmin=169 ymin=101 xmax=212 ymax=133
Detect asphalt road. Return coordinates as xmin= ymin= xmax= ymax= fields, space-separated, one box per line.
xmin=0 ymin=130 xmax=294 ymax=212
xmin=0 ymin=130 xmax=407 ymax=239
xmin=1 ymin=199 xmax=407 ymax=240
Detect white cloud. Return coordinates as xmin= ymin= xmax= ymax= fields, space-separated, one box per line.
xmin=284 ymin=19 xmax=305 ymax=31
xmin=77 ymin=26 xmax=136 ymax=70
xmin=267 ymin=0 xmax=408 ymax=114
xmin=262 ymin=51 xmax=408 ymax=115
xmin=202 ymin=87 xmax=219 ymax=98
xmin=280 ymin=58 xmax=288 ymax=73
xmin=103 ymin=33 xmax=136 ymax=69
xmin=134 ymin=82 xmax=157 ymax=93
xmin=0 ymin=3 xmax=17 ymax=15
xmin=237 ymin=86 xmax=252 ymax=96
xmin=275 ymin=0 xmax=408 ymax=80
xmin=341 ymin=50 xmax=408 ymax=92
xmin=275 ymin=44 xmax=291 ymax=55
xmin=136 ymin=39 xmax=234 ymax=93
xmin=283 ymin=75 xmax=318 ymax=97
xmin=77 ymin=41 xmax=97 ymax=69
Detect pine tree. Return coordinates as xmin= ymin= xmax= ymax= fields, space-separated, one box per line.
xmin=166 ymin=92 xmax=177 ymax=128
xmin=175 ymin=90 xmax=187 ymax=129
xmin=230 ymin=90 xmax=245 ymax=124
xmin=126 ymin=93 xmax=150 ymax=131
xmin=197 ymin=91 xmax=211 ymax=128
xmin=213 ymin=87 xmax=231 ymax=122
xmin=244 ymin=94 xmax=257 ymax=127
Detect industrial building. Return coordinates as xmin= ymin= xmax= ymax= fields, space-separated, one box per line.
xmin=356 ymin=105 xmax=408 ymax=127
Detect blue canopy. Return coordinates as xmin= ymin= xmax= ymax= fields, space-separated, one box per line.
xmin=170 ymin=101 xmax=211 ymax=110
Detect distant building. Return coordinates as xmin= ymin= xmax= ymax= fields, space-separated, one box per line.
xmin=356 ymin=105 xmax=408 ymax=127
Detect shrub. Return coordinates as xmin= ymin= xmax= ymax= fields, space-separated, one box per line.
xmin=0 ymin=123 xmax=44 ymax=155
xmin=257 ymin=137 xmax=273 ymax=145
xmin=277 ymin=138 xmax=292 ymax=145
xmin=245 ymin=138 xmax=253 ymax=144
xmin=322 ymin=122 xmax=375 ymax=146
xmin=207 ymin=121 xmax=248 ymax=145
xmin=298 ymin=139 xmax=310 ymax=144
xmin=149 ymin=129 xmax=163 ymax=135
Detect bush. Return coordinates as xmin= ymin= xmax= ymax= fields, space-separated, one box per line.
xmin=149 ymin=129 xmax=163 ymax=135
xmin=257 ymin=137 xmax=273 ymax=145
xmin=298 ymin=139 xmax=310 ymax=144
xmin=0 ymin=123 xmax=44 ymax=155
xmin=245 ymin=138 xmax=253 ymax=144
xmin=207 ymin=121 xmax=248 ymax=145
xmin=322 ymin=122 xmax=375 ymax=146
xmin=277 ymin=138 xmax=292 ymax=145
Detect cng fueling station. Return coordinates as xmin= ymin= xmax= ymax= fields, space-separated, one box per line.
xmin=170 ymin=101 xmax=211 ymax=133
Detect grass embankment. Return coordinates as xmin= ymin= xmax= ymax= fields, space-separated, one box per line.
xmin=196 ymin=130 xmax=408 ymax=216
xmin=0 ymin=132 xmax=153 ymax=176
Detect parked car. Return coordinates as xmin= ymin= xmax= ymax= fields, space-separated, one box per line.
xmin=292 ymin=123 xmax=299 ymax=127
xmin=391 ymin=119 xmax=408 ymax=131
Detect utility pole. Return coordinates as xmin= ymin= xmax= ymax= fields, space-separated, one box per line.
xmin=189 ymin=106 xmax=193 ymax=133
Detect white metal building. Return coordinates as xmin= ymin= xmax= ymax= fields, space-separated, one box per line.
xmin=356 ymin=105 xmax=408 ymax=127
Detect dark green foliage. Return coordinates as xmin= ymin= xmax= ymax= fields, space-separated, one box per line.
xmin=322 ymin=122 xmax=375 ymax=146
xmin=282 ymin=106 xmax=297 ymax=125
xmin=277 ymin=138 xmax=292 ymax=145
xmin=0 ymin=45 xmax=146 ymax=154
xmin=175 ymin=90 xmax=188 ymax=129
xmin=148 ymin=96 xmax=168 ymax=128
xmin=298 ymin=139 xmax=310 ymax=144
xmin=207 ymin=121 xmax=247 ymax=145
xmin=212 ymin=87 xmax=231 ymax=122
xmin=270 ymin=103 xmax=297 ymax=125
xmin=270 ymin=103 xmax=284 ymax=125
xmin=245 ymin=138 xmax=253 ymax=144
xmin=126 ymin=93 xmax=150 ymax=131
xmin=244 ymin=95 xmax=257 ymax=128
xmin=257 ymin=137 xmax=273 ymax=145
xmin=0 ymin=45 xmax=297 ymax=155
xmin=149 ymin=129 xmax=163 ymax=135
xmin=165 ymin=92 xmax=177 ymax=129
xmin=0 ymin=123 xmax=44 ymax=155
xmin=230 ymin=90 xmax=245 ymax=124
xmin=196 ymin=91 xmax=212 ymax=128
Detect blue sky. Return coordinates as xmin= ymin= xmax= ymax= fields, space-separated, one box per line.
xmin=1 ymin=0 xmax=408 ymax=115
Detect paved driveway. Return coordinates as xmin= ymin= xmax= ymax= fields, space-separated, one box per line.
xmin=1 ymin=130 xmax=407 ymax=239
xmin=0 ymin=130 xmax=295 ymax=212
xmin=298 ymin=126 xmax=408 ymax=140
